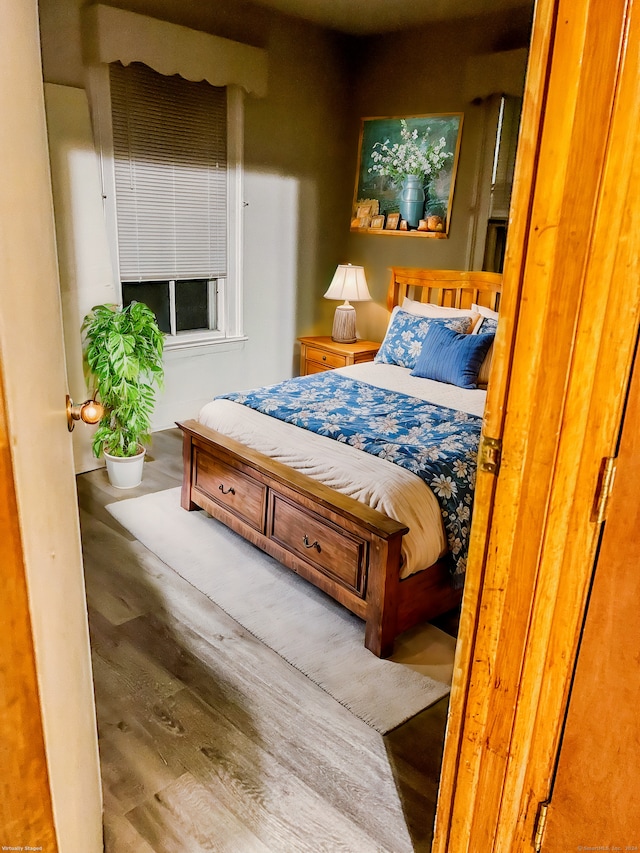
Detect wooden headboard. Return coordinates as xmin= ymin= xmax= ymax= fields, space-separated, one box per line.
xmin=387 ymin=267 xmax=502 ymax=313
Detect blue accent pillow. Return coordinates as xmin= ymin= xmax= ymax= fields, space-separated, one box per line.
xmin=410 ymin=323 xmax=495 ymax=388
xmin=375 ymin=309 xmax=474 ymax=370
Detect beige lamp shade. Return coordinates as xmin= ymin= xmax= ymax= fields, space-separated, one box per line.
xmin=323 ymin=264 xmax=371 ymax=343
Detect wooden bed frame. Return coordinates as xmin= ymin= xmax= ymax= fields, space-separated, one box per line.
xmin=178 ymin=268 xmax=502 ymax=657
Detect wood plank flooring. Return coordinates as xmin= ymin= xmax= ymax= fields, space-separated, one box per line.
xmin=78 ymin=429 xmax=455 ymax=852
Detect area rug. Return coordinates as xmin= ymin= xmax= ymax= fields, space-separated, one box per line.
xmin=106 ymin=487 xmax=455 ymax=733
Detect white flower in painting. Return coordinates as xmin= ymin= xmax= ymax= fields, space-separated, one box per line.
xmin=431 ymin=474 xmax=458 ymax=499
xmin=369 ymin=119 xmax=453 ymax=185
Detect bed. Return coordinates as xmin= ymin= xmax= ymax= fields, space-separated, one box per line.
xmin=178 ymin=268 xmax=501 ymax=657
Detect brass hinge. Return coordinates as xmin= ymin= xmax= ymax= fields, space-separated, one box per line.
xmin=478 ymin=434 xmax=502 ymax=475
xmin=533 ymin=800 xmax=550 ymax=852
xmin=592 ymin=456 xmax=617 ymax=524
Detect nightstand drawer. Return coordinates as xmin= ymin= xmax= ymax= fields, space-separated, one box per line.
xmin=298 ymin=336 xmax=380 ymax=377
xmin=305 ymin=346 xmax=347 ymax=369
xmin=306 ymin=361 xmax=331 ymax=375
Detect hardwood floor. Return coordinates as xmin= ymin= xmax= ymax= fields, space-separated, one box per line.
xmin=78 ymin=429 xmax=454 ymax=852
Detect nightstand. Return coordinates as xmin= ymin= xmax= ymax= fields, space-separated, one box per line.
xmin=298 ymin=336 xmax=380 ymax=376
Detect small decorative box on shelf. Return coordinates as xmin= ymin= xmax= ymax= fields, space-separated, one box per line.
xmin=298 ymin=336 xmax=380 ymax=376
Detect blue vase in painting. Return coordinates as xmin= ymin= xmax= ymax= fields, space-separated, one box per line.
xmin=399 ymin=174 xmax=426 ymax=228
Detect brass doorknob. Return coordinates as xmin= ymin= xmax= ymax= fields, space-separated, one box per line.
xmin=66 ymin=395 xmax=104 ymax=432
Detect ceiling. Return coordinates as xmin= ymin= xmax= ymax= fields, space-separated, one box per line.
xmin=245 ymin=0 xmax=531 ymax=36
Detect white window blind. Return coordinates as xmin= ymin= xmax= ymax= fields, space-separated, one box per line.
xmin=110 ymin=61 xmax=227 ymax=281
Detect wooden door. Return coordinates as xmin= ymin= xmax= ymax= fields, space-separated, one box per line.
xmin=541 ymin=336 xmax=640 ymax=848
xmin=434 ymin=0 xmax=640 ymax=848
xmin=0 ymin=1 xmax=102 ymax=849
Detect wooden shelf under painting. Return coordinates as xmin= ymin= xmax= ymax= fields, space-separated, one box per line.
xmin=350 ymin=198 xmax=447 ymax=238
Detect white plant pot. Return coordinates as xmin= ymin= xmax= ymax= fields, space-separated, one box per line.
xmin=104 ymin=447 xmax=146 ymax=489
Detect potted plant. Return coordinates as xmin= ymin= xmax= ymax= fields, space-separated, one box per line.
xmin=81 ymin=301 xmax=164 ymax=489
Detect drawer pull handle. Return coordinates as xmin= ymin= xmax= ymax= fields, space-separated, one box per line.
xmin=219 ymin=484 xmax=236 ymax=496
xmin=322 ymin=355 xmax=327 ymax=361
xmin=303 ymin=535 xmax=321 ymax=552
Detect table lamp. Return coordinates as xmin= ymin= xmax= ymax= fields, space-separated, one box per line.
xmin=323 ymin=264 xmax=371 ymax=343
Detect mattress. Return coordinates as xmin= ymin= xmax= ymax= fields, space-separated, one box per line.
xmin=198 ymin=362 xmax=487 ymax=579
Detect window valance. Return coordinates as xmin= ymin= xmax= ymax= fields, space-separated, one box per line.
xmin=82 ymin=4 xmax=268 ymax=97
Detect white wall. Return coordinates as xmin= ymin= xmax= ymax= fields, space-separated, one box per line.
xmin=39 ymin=0 xmax=352 ymax=429
xmin=45 ymin=83 xmax=118 ymax=471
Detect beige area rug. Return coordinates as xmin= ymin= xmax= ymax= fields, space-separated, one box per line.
xmin=106 ymin=487 xmax=455 ymax=733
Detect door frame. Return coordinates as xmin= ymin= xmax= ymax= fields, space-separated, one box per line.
xmin=434 ymin=0 xmax=640 ymax=847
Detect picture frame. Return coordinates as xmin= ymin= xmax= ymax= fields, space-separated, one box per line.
xmin=385 ymin=212 xmax=400 ymax=230
xmin=352 ymin=113 xmax=463 ymax=237
xmin=369 ymin=214 xmax=385 ymax=230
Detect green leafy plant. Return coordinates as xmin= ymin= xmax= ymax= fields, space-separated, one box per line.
xmin=82 ymin=302 xmax=165 ymax=459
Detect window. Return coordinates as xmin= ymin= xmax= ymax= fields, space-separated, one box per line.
xmin=120 ymin=279 xmax=220 ymax=335
xmin=489 ymin=94 xmax=522 ymax=221
xmin=94 ymin=61 xmax=244 ymax=349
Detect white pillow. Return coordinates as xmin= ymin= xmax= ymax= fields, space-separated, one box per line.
xmin=402 ymin=297 xmax=480 ymax=327
xmin=470 ymin=303 xmax=499 ymax=385
xmin=470 ymin=302 xmax=499 ymax=334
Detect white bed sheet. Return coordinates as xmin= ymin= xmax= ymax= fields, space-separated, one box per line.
xmin=198 ymin=362 xmax=486 ymax=579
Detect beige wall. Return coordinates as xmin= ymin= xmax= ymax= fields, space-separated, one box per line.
xmin=37 ymin=0 xmax=531 ymax=424
xmin=344 ymin=10 xmax=532 ymax=341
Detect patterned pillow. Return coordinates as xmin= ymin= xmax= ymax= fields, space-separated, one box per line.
xmin=476 ymin=316 xmax=498 ymax=335
xmin=374 ymin=309 xmax=474 ymax=370
xmin=475 ymin=316 xmax=498 ymax=385
xmin=410 ymin=323 xmax=495 ymax=388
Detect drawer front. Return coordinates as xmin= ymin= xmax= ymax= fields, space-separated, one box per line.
xmin=354 ymin=348 xmax=379 ymax=364
xmin=305 ymin=346 xmax=347 ymax=369
xmin=305 ymin=361 xmax=331 ymax=375
xmin=269 ymin=495 xmax=366 ymax=595
xmin=194 ymin=449 xmax=266 ymax=531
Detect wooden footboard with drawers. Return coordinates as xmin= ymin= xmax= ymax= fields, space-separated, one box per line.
xmin=178 ymin=418 xmax=462 ymax=657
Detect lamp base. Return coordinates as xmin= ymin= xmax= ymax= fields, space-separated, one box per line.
xmin=331 ymin=303 xmax=357 ymax=343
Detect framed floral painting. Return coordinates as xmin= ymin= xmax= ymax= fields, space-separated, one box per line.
xmin=352 ymin=113 xmax=463 ymax=236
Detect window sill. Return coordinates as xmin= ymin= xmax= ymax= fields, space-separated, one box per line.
xmin=163 ymin=333 xmax=248 ymax=357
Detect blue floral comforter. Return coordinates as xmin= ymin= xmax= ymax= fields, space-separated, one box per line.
xmin=220 ymin=373 xmax=481 ymax=586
